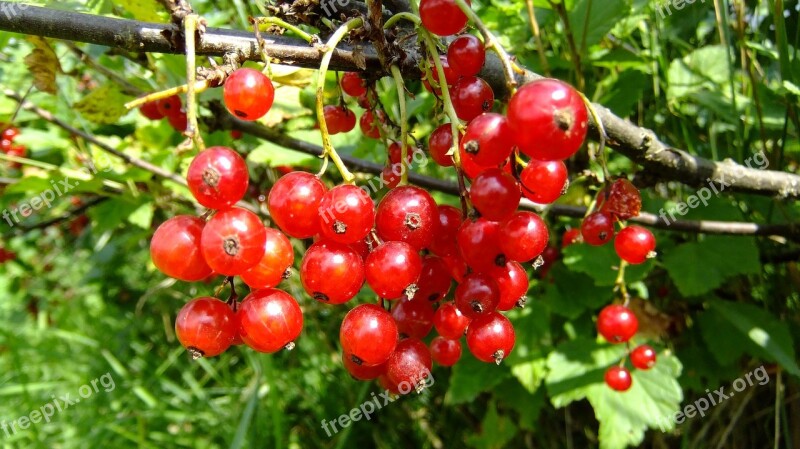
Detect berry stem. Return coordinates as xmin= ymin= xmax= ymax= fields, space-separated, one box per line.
xmin=578 ymin=91 xmax=610 ymax=182
xmin=614 ymin=260 xmax=630 ymax=305
xmin=184 ymin=14 xmax=206 ymax=151
xmin=253 ymin=16 xmax=317 ymax=44
xmin=390 ymin=65 xmax=410 ymax=185
xmin=383 ymin=12 xmax=420 ymax=28
xmin=315 ymin=17 xmax=364 ymax=185
xmin=226 ymin=276 xmax=239 ymax=306
xmin=421 ymin=29 xmax=471 ymax=217
xmin=450 ymin=0 xmax=521 ymax=94
xmin=123 ymin=80 xmax=209 ymax=110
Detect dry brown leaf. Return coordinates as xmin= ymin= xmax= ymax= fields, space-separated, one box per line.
xmin=24 ymin=37 xmax=61 ymax=95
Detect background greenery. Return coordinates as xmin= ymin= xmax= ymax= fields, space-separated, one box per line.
xmin=0 ymin=0 xmax=798 ymax=448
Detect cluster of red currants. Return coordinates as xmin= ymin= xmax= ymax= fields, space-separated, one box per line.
xmin=139 ymin=94 xmax=189 ymax=132
xmin=596 ymin=304 xmax=657 ymax=391
xmin=1 ymin=125 xmax=26 ymax=169
xmin=150 ymin=146 xmax=301 ymax=359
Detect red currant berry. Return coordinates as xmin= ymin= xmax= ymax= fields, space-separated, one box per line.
xmin=597 ymin=179 xmax=642 ymax=220
xmin=455 ymin=272 xmax=500 ymax=318
xmin=223 ymin=68 xmax=275 ymax=121
xmin=318 ymin=184 xmax=375 ymax=244
xmin=630 ymin=344 xmax=657 ymax=370
xmin=457 ymin=218 xmax=505 ymax=273
xmin=507 ymin=79 xmax=588 ymax=160
xmin=452 ymin=76 xmax=494 ymax=122
xmin=167 ymin=110 xmax=188 ymax=132
xmin=340 ymin=303 xmax=398 ymax=366
xmin=156 ymin=95 xmax=182 ymax=117
xmin=580 ymin=212 xmax=615 ymax=246
xmin=239 ymin=288 xmax=303 ymax=353
xmin=1 ymin=126 xmax=20 ymax=141
xmin=186 ymin=146 xmax=249 ymax=210
xmin=268 ymin=171 xmax=327 ymax=239
xmin=460 ymin=113 xmax=516 ymax=169
xmin=430 ymin=336 xmax=462 ymax=366
xmin=324 ymin=105 xmax=357 ymax=134
xmin=140 ymin=101 xmax=165 ymax=120
xmin=201 ymin=207 xmax=266 ymax=276
xmin=419 ymin=0 xmax=470 ymax=36
xmin=447 ymin=34 xmax=485 ymax=77
xmin=375 ymin=185 xmax=438 ymax=250
xmin=433 ymin=302 xmax=470 ymax=339
xmin=492 ymin=261 xmax=528 ymax=311
xmin=614 ymin=226 xmax=656 ymax=264
xmin=498 ymin=211 xmax=549 ymax=262
xmin=356 ymin=92 xmax=371 ymax=109
xmin=300 ymin=240 xmax=365 ymax=304
xmin=150 ymin=216 xmax=213 ymax=281
xmin=605 ymin=366 xmax=633 ymax=392
xmin=359 ymin=109 xmax=386 ymax=139
xmin=423 ymin=55 xmax=458 ymax=95
xmin=470 ymin=168 xmax=520 ymax=221
xmin=381 ymin=164 xmax=402 ymax=189
xmin=388 ymin=141 xmax=413 ymax=166
xmin=597 ymin=304 xmax=638 ymax=343
xmin=341 ymin=72 xmax=367 ymax=97
xmin=392 ymin=297 xmax=435 ymax=339
xmin=415 ymin=255 xmax=453 ymax=302
xmin=385 ymin=338 xmax=433 ymax=393
xmin=429 ymin=204 xmax=462 ymax=258
xmin=519 ymin=159 xmax=568 ymax=204
xmin=466 ymin=311 xmax=515 ymax=364
xmin=175 ymin=297 xmax=236 ymax=358
xmin=562 ymin=228 xmax=581 ymax=248
xmin=230 ymin=129 xmax=243 ymax=140
xmin=241 ymin=227 xmax=294 ymax=289
xmin=342 ymin=353 xmax=386 ymax=380
xmin=428 ymin=124 xmax=455 ymax=167
xmin=366 ymin=241 xmax=423 ymax=299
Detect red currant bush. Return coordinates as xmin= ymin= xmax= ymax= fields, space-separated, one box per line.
xmin=268 ymin=171 xmax=327 ymax=239
xmin=614 ymin=226 xmax=656 ymax=264
xmin=175 ymin=297 xmax=236 ymax=358
xmin=340 ymin=304 xmax=398 ymax=366
xmin=300 ymin=240 xmax=365 ymax=304
xmin=150 ymin=215 xmax=213 ymax=281
xmin=239 ymin=288 xmax=303 ymax=353
xmin=630 ymin=344 xmax=657 ymax=370
xmin=597 ymin=304 xmax=638 ymax=343
xmin=605 ymin=366 xmax=633 ymax=392
xmin=466 ymin=311 xmax=515 ymax=364
xmin=419 ymin=0 xmax=470 ymax=36
xmin=223 ymin=68 xmax=275 ymax=121
xmin=186 ymin=146 xmax=249 ymax=210
xmin=507 ymin=79 xmax=588 ymax=160
xmin=201 ymin=207 xmax=266 ymax=276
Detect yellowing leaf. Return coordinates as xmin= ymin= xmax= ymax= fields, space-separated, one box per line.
xmin=24 ymin=37 xmax=61 ymax=95
xmin=74 ymin=84 xmax=134 ymax=124
xmin=114 ymin=0 xmax=168 ymax=22
xmin=270 ymin=68 xmax=315 ymax=88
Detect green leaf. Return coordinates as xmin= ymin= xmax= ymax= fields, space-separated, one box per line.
xmin=562 ymin=243 xmax=654 ymax=286
xmin=115 ymin=0 xmax=167 ymax=22
xmin=493 ymin=377 xmax=546 ymax=431
xmin=709 ymin=300 xmax=800 ymax=377
xmin=445 ymin=352 xmax=511 ymax=404
xmin=127 ymin=201 xmax=154 ymax=229
xmin=662 ymin=237 xmax=760 ymax=297
xmin=667 ymin=45 xmax=731 ymax=101
xmin=74 ymin=84 xmax=134 ymax=124
xmin=546 ymin=338 xmax=683 ymax=449
xmin=568 ymin=0 xmax=630 ymax=52
xmin=465 ymin=401 xmax=518 ymax=449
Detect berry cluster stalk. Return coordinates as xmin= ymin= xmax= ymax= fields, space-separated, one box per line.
xmin=184 ymin=14 xmax=205 ymax=150
xmin=390 ymin=65 xmax=410 ymax=185
xmin=315 ymin=17 xmax=364 ymax=184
